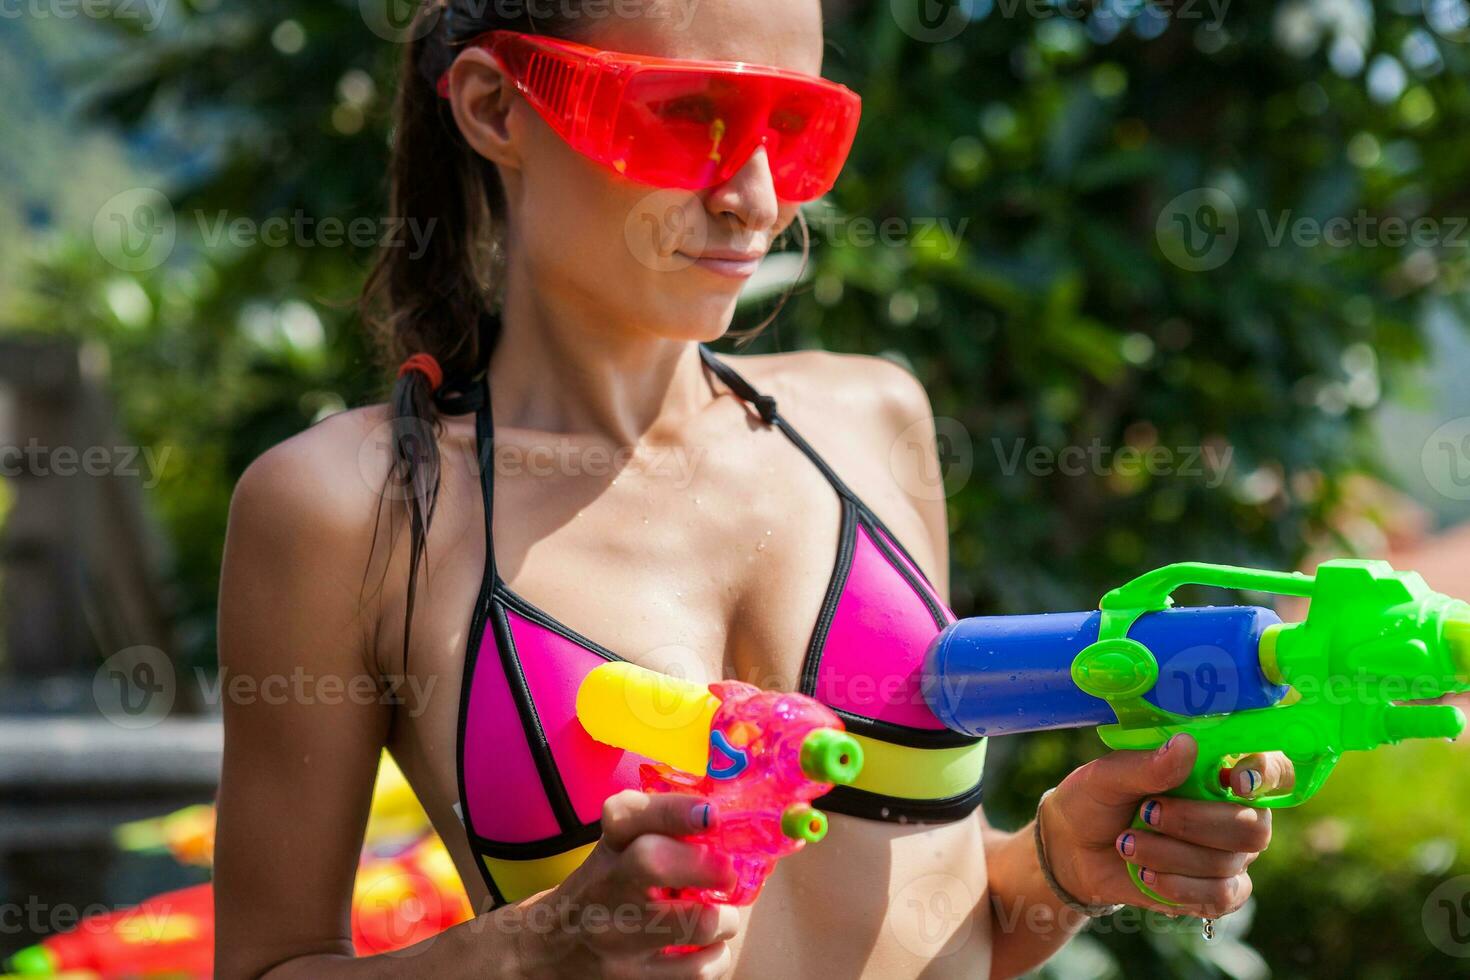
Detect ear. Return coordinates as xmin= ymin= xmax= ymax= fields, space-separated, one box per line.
xmin=445 ymin=46 xmax=520 ymax=171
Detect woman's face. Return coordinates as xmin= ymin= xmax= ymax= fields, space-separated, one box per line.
xmin=448 ymin=1 xmax=828 ymax=343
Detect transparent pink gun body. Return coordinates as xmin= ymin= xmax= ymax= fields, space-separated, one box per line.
xmin=640 ymin=680 xmax=864 ymax=906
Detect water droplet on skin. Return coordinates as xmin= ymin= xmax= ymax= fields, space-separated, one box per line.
xmin=642 ymin=517 xmax=649 ymax=524
xmin=765 ymin=529 xmax=772 ymax=536
xmin=756 ymin=541 xmax=767 ymax=551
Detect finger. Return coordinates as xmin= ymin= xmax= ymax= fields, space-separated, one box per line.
xmin=1219 ymin=752 xmax=1295 ymax=799
xmin=622 ymin=835 xmax=737 ymax=893
xmin=1137 ymin=796 xmax=1272 ymax=853
xmin=642 ymin=939 xmax=733 ymax=980
xmin=650 ymin=901 xmax=741 ymax=949
xmin=1136 ymin=867 xmax=1253 ymax=918
xmin=602 ymin=790 xmax=717 ymax=851
xmin=1115 ymin=829 xmax=1250 ymax=879
xmin=1072 ymin=733 xmax=1198 ymax=807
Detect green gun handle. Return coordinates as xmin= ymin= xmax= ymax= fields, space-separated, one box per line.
xmin=1108 ymin=723 xmax=1346 ymax=906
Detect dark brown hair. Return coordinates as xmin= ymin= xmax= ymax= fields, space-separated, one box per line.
xmin=360 ymin=0 xmax=810 ymax=668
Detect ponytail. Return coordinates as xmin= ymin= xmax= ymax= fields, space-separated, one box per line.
xmin=360 ymin=2 xmax=580 ymax=669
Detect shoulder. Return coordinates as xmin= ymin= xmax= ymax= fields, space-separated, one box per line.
xmin=227 ymin=404 xmax=397 ymax=565
xmin=727 ymin=348 xmax=934 ymax=438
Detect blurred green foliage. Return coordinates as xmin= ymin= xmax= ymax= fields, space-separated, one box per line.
xmin=5 ymin=1 xmax=1470 ymax=977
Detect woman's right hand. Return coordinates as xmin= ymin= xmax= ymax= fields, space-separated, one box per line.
xmin=515 ymin=790 xmax=743 ymax=980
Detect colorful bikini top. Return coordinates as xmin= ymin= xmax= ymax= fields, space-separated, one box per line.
xmin=453 ymin=346 xmax=987 ymax=906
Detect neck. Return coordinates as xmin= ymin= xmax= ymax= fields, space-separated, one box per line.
xmin=487 ymin=268 xmax=719 ymax=446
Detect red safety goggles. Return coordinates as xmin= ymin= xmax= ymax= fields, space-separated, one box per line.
xmin=438 ymin=31 xmax=862 ymax=203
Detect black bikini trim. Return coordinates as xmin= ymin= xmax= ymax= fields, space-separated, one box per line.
xmin=469 ymin=820 xmax=605 ymax=861
xmin=495 ymin=582 xmax=626 ymax=665
xmin=817 ymin=774 xmax=986 ymax=824
xmin=456 ymin=379 xmax=503 ymax=903
xmin=833 ymin=707 xmax=981 ymax=750
xmin=798 ymin=496 xmax=856 ymax=697
xmin=858 ymin=511 xmax=948 ymax=631
xmin=493 ymin=599 xmax=582 ymax=833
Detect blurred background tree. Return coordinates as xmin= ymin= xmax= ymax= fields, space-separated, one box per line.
xmin=4 ymin=0 xmax=1470 ymax=976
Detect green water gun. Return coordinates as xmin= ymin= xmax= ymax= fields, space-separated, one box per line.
xmin=1078 ymin=559 xmax=1470 ymax=905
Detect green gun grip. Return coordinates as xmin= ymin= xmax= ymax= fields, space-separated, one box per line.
xmin=1126 ymin=813 xmax=1176 ymax=906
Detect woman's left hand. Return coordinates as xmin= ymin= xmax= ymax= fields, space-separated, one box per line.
xmin=1040 ymin=733 xmax=1293 ymax=917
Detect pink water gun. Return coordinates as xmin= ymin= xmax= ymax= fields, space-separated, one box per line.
xmin=577 ymin=662 xmax=864 ymax=905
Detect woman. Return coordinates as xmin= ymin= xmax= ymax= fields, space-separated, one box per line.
xmin=213 ymin=3 xmax=1292 ymax=977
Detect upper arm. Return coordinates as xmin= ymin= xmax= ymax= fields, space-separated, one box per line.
xmin=213 ymin=414 xmax=394 ymax=978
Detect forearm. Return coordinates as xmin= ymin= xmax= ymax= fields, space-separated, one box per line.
xmin=252 ymin=900 xmax=552 ymax=980
xmin=982 ymin=822 xmax=1088 ymax=980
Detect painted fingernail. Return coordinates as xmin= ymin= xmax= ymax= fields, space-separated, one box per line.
xmin=1140 ymin=867 xmax=1157 ymax=885
xmin=1141 ymin=799 xmax=1161 ymax=827
xmin=1117 ymin=833 xmax=1136 ymax=857
xmin=1235 ymin=768 xmax=1262 ymax=797
xmin=690 ymin=803 xmax=713 ymax=829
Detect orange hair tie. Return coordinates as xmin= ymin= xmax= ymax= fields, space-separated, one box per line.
xmin=397 ymin=353 xmax=444 ymax=392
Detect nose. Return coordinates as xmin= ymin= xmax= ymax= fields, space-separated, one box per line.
xmin=704 ymin=138 xmax=781 ymax=230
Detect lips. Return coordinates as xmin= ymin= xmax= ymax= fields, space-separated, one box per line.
xmin=681 ymin=249 xmax=766 ymax=280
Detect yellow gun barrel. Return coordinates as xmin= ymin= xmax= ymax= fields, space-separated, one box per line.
xmin=576 ymin=661 xmax=719 ymax=774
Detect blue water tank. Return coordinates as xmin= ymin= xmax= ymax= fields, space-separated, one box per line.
xmin=923 ymin=606 xmax=1288 ymax=737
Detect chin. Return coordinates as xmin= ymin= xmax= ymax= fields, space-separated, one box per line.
xmin=640 ymin=290 xmax=741 ymax=344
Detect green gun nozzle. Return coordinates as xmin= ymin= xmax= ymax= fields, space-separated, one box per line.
xmin=1447 ymin=616 xmax=1470 ymax=685
xmin=7 ymin=945 xmax=58 ymax=976
xmin=799 ymin=728 xmax=863 ymax=785
xmin=1383 ymin=703 xmax=1466 ymax=741
xmin=781 ymin=804 xmax=829 ymax=843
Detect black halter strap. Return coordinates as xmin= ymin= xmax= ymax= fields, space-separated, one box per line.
xmin=698 ymin=343 xmax=779 ymax=425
